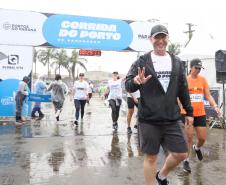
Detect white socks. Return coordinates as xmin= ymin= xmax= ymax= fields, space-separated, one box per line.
xmin=194 ymin=144 xmax=201 ymax=150
xmin=158 ymin=172 xmax=166 ymax=180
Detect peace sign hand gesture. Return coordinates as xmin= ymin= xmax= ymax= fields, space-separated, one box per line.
xmin=133 ymin=67 xmax=152 ymax=85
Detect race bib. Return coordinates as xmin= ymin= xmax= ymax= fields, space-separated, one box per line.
xmin=190 ymin=94 xmax=203 ymax=102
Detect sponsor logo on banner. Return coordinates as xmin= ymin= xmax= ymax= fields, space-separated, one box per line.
xmin=43 ymin=15 xmax=133 ymax=50
xmin=1 ymin=54 xmax=24 ymax=71
xmin=1 ymin=96 xmax=15 ymax=106
xmin=2 ymin=22 xmax=37 ymax=32
xmin=0 ymin=9 xmax=47 ymax=46
xmin=8 ymin=55 xmax=19 ymax=65
xmin=0 ymin=54 xmax=25 ymax=71
xmin=0 ymin=45 xmax=32 ymax=80
xmin=129 ymin=21 xmax=154 ymax=52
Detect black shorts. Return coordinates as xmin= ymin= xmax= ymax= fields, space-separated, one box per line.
xmin=127 ymin=97 xmax=139 ymax=109
xmin=194 ymin=115 xmax=206 ymax=127
xmin=139 ymin=121 xmax=188 ymax=155
xmin=180 ymin=115 xmax=206 ymax=127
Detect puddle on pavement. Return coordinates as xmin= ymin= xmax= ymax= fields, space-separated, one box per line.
xmin=1 ymin=99 xmax=226 ymax=185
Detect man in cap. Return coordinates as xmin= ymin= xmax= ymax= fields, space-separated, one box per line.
xmin=15 ymin=76 xmax=30 ymax=123
xmin=125 ymin=24 xmax=193 ymax=185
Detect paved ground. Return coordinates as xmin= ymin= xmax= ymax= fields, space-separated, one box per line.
xmin=0 ymin=95 xmax=226 ymax=185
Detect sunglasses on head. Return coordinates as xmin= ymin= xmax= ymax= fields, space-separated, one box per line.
xmin=195 ymin=67 xmax=201 ymax=70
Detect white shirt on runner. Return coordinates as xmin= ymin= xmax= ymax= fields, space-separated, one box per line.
xmin=73 ymin=80 xmax=89 ymax=100
xmin=107 ymin=79 xmax=123 ymax=100
xmin=151 ymin=52 xmax=172 ymax=92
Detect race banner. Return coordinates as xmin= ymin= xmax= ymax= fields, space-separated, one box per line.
xmin=0 ymin=9 xmax=155 ymax=52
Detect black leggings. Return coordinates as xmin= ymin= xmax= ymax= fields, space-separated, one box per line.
xmin=109 ymin=99 xmax=122 ymax=123
xmin=74 ymin=99 xmax=87 ymax=120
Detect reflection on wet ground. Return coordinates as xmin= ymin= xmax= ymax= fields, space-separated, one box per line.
xmin=0 ymin=96 xmax=226 ymax=185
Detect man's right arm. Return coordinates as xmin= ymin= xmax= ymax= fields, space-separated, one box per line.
xmin=125 ymin=61 xmax=140 ymax=93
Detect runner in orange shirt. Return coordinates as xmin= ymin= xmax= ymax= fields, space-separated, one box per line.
xmin=181 ymin=59 xmax=221 ymax=173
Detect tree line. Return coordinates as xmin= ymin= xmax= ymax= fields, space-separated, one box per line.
xmin=33 ymin=48 xmax=87 ymax=81
xmin=32 ymin=44 xmax=180 ymax=81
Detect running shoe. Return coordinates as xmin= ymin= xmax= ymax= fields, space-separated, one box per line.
xmin=156 ymin=171 xmax=169 ymax=185
xmin=193 ymin=144 xmax=203 ymax=161
xmin=127 ymin=127 xmax=132 ymax=134
xmin=74 ymin=120 xmax=78 ymax=126
xmin=183 ymin=161 xmax=191 ymax=173
xmin=133 ymin=125 xmax=138 ymax=134
xmin=113 ymin=122 xmax=118 ymax=130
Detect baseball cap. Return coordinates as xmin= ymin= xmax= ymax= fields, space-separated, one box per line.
xmin=190 ymin=58 xmax=204 ymax=69
xmin=150 ymin=24 xmax=169 ymax=37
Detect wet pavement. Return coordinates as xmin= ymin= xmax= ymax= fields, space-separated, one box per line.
xmin=0 ymin=95 xmax=226 ymax=185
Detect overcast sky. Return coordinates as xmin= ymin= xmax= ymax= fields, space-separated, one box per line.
xmin=1 ymin=0 xmax=226 ymax=74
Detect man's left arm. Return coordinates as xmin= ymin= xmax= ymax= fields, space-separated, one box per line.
xmin=177 ymin=61 xmax=193 ymax=117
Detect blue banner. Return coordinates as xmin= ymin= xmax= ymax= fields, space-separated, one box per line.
xmin=43 ymin=14 xmax=133 ymax=50
xmin=0 ymin=79 xmax=18 ymax=116
xmin=0 ymin=79 xmax=31 ymax=117
xmin=28 ymin=93 xmax=51 ymax=102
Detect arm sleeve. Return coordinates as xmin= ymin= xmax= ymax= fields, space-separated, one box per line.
xmin=125 ymin=60 xmax=141 ymax=93
xmin=178 ymin=62 xmax=193 ymax=117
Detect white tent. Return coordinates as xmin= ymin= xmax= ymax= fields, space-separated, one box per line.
xmin=179 ymin=26 xmax=222 ymax=88
xmin=179 ymin=27 xmax=217 ymax=60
